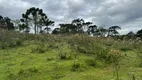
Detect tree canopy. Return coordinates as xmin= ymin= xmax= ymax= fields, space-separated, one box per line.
xmin=20 ymin=7 xmax=54 ymax=34
xmin=2 ymin=7 xmax=142 ymax=39
xmin=137 ymin=29 xmax=142 ymax=38
xmin=0 ymin=15 xmax=15 ymax=30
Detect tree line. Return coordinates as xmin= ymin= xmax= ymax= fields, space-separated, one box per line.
xmin=0 ymin=7 xmax=142 ymax=38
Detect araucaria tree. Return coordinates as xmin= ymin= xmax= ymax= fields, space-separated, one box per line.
xmin=87 ymin=25 xmax=98 ymax=36
xmin=71 ymin=18 xmax=85 ymax=34
xmin=108 ymin=26 xmax=121 ymax=37
xmin=97 ymin=27 xmax=107 ymax=37
xmin=0 ymin=15 xmax=15 ymax=30
xmin=59 ymin=18 xmax=93 ymax=35
xmin=20 ymin=7 xmax=54 ymax=34
xmin=136 ymin=29 xmax=142 ymax=39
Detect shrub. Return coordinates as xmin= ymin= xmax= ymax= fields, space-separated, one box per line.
xmin=68 ymin=35 xmax=111 ymax=62
xmin=27 ymin=67 xmax=39 ymax=73
xmin=94 ymin=45 xmax=110 ymax=61
xmin=0 ymin=38 xmax=22 ymax=49
xmin=58 ymin=52 xmax=74 ymax=60
xmin=18 ymin=67 xmax=39 ymax=75
xmin=111 ymin=40 xmax=138 ymax=52
xmin=85 ymin=58 xmax=105 ymax=68
xmin=85 ymin=58 xmax=97 ymax=67
xmin=31 ymin=43 xmax=48 ymax=53
xmin=0 ymin=29 xmax=22 ymax=49
xmin=68 ymin=35 xmax=95 ymax=54
xmin=71 ymin=60 xmax=88 ymax=72
xmin=50 ymin=66 xmax=65 ymax=80
xmin=107 ymin=49 xmax=124 ymax=80
xmin=56 ymin=43 xmax=74 ymax=60
xmin=18 ymin=69 xmax=25 ymax=75
xmin=136 ymin=45 xmax=142 ymax=67
xmin=58 ymin=53 xmax=68 ymax=60
xmin=7 ymin=73 xmax=16 ymax=80
xmin=47 ymin=57 xmax=55 ymax=61
xmin=71 ymin=61 xmax=81 ymax=71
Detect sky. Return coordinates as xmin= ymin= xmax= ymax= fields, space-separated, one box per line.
xmin=0 ymin=0 xmax=142 ymax=34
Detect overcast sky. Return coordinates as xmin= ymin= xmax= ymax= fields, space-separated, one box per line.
xmin=0 ymin=0 xmax=142 ymax=34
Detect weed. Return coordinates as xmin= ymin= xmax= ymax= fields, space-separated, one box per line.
xmin=27 ymin=67 xmax=39 ymax=73
xmin=85 ymin=58 xmax=97 ymax=67
xmin=31 ymin=44 xmax=48 ymax=53
xmin=108 ymin=49 xmax=124 ymax=80
xmin=47 ymin=57 xmax=55 ymax=61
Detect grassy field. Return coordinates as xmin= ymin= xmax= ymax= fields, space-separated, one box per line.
xmin=0 ymin=31 xmax=142 ymax=80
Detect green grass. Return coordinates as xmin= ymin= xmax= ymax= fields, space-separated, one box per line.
xmin=0 ymin=30 xmax=142 ymax=80
xmin=0 ymin=43 xmax=142 ymax=80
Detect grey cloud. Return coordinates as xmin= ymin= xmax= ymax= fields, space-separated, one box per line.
xmin=0 ymin=0 xmax=32 ymax=19
xmin=0 ymin=0 xmax=142 ymax=34
xmin=90 ymin=0 xmax=142 ymax=28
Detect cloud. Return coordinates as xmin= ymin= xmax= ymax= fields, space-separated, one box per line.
xmin=0 ymin=0 xmax=142 ymax=34
xmin=0 ymin=0 xmax=33 ymax=19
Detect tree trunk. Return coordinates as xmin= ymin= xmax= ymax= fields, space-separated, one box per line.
xmin=35 ymin=24 xmax=36 ymax=34
xmin=34 ymin=16 xmax=37 ymax=34
xmin=116 ymin=68 xmax=119 ymax=80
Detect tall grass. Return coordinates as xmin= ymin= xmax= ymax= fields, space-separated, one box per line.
xmin=1 ymin=29 xmax=142 ymax=68
xmin=0 ymin=29 xmax=23 ymax=49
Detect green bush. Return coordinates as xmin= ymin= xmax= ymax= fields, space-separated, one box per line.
xmin=18 ymin=69 xmax=25 ymax=75
xmin=31 ymin=43 xmax=48 ymax=53
xmin=107 ymin=49 xmax=124 ymax=80
xmin=68 ymin=35 xmax=111 ymax=62
xmin=85 ymin=58 xmax=97 ymax=67
xmin=59 ymin=53 xmax=68 ymax=60
xmin=71 ymin=62 xmax=81 ymax=71
xmin=58 ymin=52 xmax=73 ymax=60
xmin=50 ymin=66 xmax=65 ymax=80
xmin=94 ymin=45 xmax=110 ymax=60
xmin=136 ymin=45 xmax=142 ymax=67
xmin=27 ymin=67 xmax=39 ymax=73
xmin=0 ymin=29 xmax=23 ymax=49
xmin=0 ymin=38 xmax=22 ymax=49
xmin=85 ymin=58 xmax=104 ymax=68
xmin=47 ymin=57 xmax=55 ymax=61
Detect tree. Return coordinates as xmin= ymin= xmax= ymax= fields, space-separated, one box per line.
xmin=126 ymin=31 xmax=135 ymax=39
xmin=0 ymin=15 xmax=4 ymax=25
xmin=59 ymin=18 xmax=93 ymax=35
xmin=18 ymin=24 xmax=29 ymax=33
xmin=97 ymin=27 xmax=107 ymax=37
xmin=5 ymin=17 xmax=15 ymax=30
xmin=20 ymin=7 xmax=54 ymax=34
xmin=52 ymin=28 xmax=60 ymax=34
xmin=136 ymin=29 xmax=142 ymax=39
xmin=44 ymin=27 xmax=51 ymax=34
xmin=20 ymin=13 xmax=30 ymax=32
xmin=0 ymin=15 xmax=5 ymax=28
xmin=83 ymin=22 xmax=92 ymax=29
xmin=12 ymin=19 xmax=21 ymax=31
xmin=108 ymin=26 xmax=121 ymax=37
xmin=0 ymin=15 xmax=15 ymax=30
xmin=83 ymin=22 xmax=92 ymax=34
xmin=87 ymin=25 xmax=97 ymax=36
xmin=59 ymin=23 xmax=76 ymax=34
xmin=44 ymin=20 xmax=54 ymax=33
xmin=71 ymin=18 xmax=85 ymax=34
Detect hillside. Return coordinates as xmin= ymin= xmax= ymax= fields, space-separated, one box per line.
xmin=0 ymin=29 xmax=142 ymax=80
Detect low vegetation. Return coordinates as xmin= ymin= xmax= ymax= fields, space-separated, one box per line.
xmin=0 ymin=29 xmax=142 ymax=80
